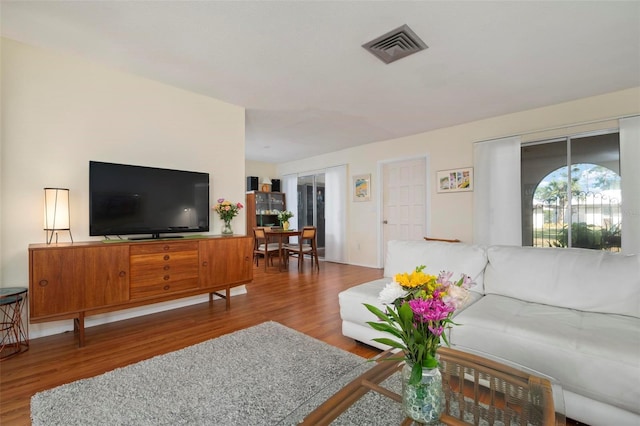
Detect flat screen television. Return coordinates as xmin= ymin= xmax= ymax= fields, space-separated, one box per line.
xmin=89 ymin=161 xmax=209 ymax=239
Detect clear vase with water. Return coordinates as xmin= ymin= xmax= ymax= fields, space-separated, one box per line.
xmin=221 ymin=220 xmax=233 ymax=235
xmin=401 ymin=362 xmax=445 ymax=424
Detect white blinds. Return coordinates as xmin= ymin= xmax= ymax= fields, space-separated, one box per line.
xmin=620 ymin=116 xmax=640 ymax=254
xmin=281 ymin=174 xmax=298 ymax=230
xmin=473 ymin=136 xmax=523 ymax=246
xmin=324 ymin=165 xmax=347 ymax=263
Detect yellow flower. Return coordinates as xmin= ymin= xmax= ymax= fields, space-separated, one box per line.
xmin=394 ymin=271 xmax=437 ymax=289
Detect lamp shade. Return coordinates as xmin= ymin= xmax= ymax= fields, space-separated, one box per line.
xmin=44 ymin=188 xmax=70 ymax=230
xmin=261 ymin=177 xmax=272 ymax=185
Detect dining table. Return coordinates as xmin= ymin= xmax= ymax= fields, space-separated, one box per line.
xmin=264 ymin=228 xmax=302 ymax=271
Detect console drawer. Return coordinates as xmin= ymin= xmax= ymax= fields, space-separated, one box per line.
xmin=130 ymin=241 xmax=199 ymax=255
xmin=130 ymin=248 xmax=199 ymax=299
xmin=130 ymin=277 xmax=199 ymax=299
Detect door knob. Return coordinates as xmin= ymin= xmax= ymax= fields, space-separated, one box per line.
xmin=383 ymin=220 xmax=388 ymax=224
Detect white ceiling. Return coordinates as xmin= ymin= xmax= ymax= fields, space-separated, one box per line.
xmin=2 ymin=1 xmax=639 ymax=163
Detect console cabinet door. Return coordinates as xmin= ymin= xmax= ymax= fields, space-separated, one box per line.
xmin=83 ymin=245 xmax=130 ymax=309
xmin=30 ymin=248 xmax=85 ymax=318
xmin=199 ymin=237 xmax=253 ymax=289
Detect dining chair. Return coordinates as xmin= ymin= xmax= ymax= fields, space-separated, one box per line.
xmin=284 ymin=226 xmax=320 ymax=272
xmin=253 ymin=227 xmax=281 ymax=271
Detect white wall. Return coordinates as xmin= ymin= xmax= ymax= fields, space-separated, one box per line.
xmin=1 ymin=38 xmax=246 ymax=337
xmin=278 ymin=88 xmax=640 ymax=268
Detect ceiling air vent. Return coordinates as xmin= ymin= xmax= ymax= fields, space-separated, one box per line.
xmin=362 ymin=24 xmax=428 ymax=64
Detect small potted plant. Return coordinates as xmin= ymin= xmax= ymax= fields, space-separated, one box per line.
xmin=276 ymin=210 xmax=294 ymax=230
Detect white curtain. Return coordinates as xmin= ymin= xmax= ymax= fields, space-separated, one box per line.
xmin=473 ymin=136 xmax=523 ymax=246
xmin=620 ymin=116 xmax=640 ymax=254
xmin=281 ymin=174 xmax=298 ymax=230
xmin=324 ymin=165 xmax=347 ymax=263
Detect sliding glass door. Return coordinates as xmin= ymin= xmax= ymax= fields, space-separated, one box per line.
xmin=296 ymin=174 xmax=325 ymax=257
xmin=282 ymin=165 xmax=346 ymax=263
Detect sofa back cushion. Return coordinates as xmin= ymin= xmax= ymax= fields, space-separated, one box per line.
xmin=485 ymin=245 xmax=640 ymax=318
xmin=384 ymin=240 xmax=488 ymax=293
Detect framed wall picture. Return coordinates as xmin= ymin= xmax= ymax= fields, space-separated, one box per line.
xmin=353 ymin=174 xmax=371 ymax=202
xmin=437 ymin=167 xmax=473 ymax=193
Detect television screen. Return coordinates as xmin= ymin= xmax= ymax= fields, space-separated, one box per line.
xmin=89 ymin=161 xmax=209 ymax=239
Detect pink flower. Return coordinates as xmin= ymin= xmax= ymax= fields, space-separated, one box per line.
xmin=217 ymin=198 xmax=225 ymax=203
xmin=437 ymin=271 xmax=454 ymax=287
xmin=443 ymin=284 xmax=471 ymax=310
xmin=428 ymin=325 xmax=444 ymax=336
xmin=236 ymin=202 xmax=244 ymax=209
xmin=408 ymin=298 xmax=453 ymax=323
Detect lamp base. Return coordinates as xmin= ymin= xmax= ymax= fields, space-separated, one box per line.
xmin=46 ymin=230 xmax=74 ymax=245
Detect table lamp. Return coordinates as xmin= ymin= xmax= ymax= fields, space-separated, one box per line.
xmin=261 ymin=178 xmax=272 ymax=192
xmin=44 ymin=187 xmax=73 ymax=244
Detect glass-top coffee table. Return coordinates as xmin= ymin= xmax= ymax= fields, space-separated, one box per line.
xmin=281 ymin=346 xmax=565 ymax=425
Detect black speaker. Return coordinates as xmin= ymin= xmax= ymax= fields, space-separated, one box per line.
xmin=246 ymin=176 xmax=259 ymax=191
xmin=271 ymin=179 xmax=281 ymax=192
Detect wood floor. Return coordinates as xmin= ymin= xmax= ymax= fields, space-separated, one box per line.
xmin=0 ymin=260 xmax=584 ymax=425
xmin=0 ymin=261 xmax=383 ymax=425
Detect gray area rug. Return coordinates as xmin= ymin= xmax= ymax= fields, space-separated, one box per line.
xmin=30 ymin=321 xmax=406 ymax=425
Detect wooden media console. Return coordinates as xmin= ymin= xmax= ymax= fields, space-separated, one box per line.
xmin=28 ymin=235 xmax=253 ymax=347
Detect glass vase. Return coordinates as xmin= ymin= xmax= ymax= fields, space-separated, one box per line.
xmin=401 ymin=362 xmax=445 ymax=424
xmin=282 ymin=221 xmax=290 ymax=231
xmin=221 ymin=220 xmax=233 ymax=235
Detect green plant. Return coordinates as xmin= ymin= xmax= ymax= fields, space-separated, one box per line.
xmin=552 ymin=222 xmax=621 ymax=250
xmin=276 ymin=210 xmax=294 ymax=223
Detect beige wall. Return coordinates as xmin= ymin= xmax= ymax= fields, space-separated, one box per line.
xmin=1 ymin=38 xmax=246 ymax=337
xmin=278 ymin=88 xmax=640 ymax=268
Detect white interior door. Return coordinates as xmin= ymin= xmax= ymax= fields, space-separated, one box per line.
xmin=381 ymin=157 xmax=428 ymax=264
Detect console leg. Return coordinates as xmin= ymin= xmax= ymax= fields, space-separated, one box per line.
xmin=73 ymin=312 xmax=85 ymax=347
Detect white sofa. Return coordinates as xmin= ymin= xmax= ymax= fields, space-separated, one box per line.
xmin=339 ymin=240 xmax=640 ymax=426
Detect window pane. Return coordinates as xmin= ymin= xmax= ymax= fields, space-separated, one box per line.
xmin=521 ymin=140 xmax=566 ymax=247
xmin=521 ymin=132 xmax=621 ymax=251
xmin=570 ymin=134 xmax=621 ymax=251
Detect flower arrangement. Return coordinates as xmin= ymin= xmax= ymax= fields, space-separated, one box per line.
xmin=364 ymin=265 xmax=474 ymax=385
xmin=212 ymin=198 xmax=243 ymax=222
xmin=276 ymin=210 xmax=294 ymax=224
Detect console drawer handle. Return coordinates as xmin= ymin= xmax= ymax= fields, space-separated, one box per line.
xmin=39 ymin=279 xmax=48 ymax=287
xmin=163 ymin=275 xmax=170 ymax=281
xmin=163 ymin=285 xmax=170 ymax=291
xmin=202 ymin=261 xmax=208 ymax=267
xmin=163 ymin=255 xmax=170 ymax=261
xmin=163 ymin=245 xmax=170 ymax=251
xmin=163 ymin=265 xmax=170 ymax=271
xmin=119 ymin=271 xmax=126 ymax=277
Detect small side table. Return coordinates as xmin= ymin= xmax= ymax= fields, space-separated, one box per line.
xmin=0 ymin=287 xmax=29 ymax=360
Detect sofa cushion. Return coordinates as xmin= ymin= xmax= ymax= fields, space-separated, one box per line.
xmin=339 ymin=278 xmax=389 ymax=327
xmin=449 ymin=294 xmax=640 ymax=415
xmin=484 ymin=245 xmax=640 ymax=318
xmin=384 ymin=240 xmax=488 ymax=293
